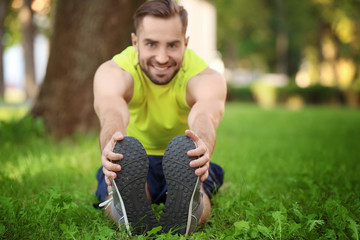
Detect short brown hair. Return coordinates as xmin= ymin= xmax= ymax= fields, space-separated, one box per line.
xmin=134 ymin=0 xmax=188 ymax=34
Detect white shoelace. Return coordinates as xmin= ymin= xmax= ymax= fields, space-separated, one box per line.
xmin=99 ymin=191 xmax=113 ymax=210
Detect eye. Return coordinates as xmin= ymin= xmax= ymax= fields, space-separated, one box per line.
xmin=146 ymin=42 xmax=155 ymax=48
xmin=168 ymin=43 xmax=177 ymax=49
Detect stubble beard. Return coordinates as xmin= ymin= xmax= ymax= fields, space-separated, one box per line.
xmin=138 ymin=53 xmax=180 ymax=85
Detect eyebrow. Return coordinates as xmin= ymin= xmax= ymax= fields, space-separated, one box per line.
xmin=143 ymin=39 xmax=181 ymax=45
xmin=168 ymin=40 xmax=182 ymax=45
xmin=143 ymin=39 xmax=158 ymax=44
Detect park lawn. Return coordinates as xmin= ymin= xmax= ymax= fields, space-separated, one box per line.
xmin=0 ymin=103 xmax=359 ymax=239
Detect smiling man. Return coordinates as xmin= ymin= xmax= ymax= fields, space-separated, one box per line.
xmin=93 ymin=0 xmax=226 ymax=236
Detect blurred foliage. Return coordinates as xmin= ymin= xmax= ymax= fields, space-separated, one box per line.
xmin=4 ymin=0 xmax=358 ymax=72
xmin=3 ymin=0 xmax=53 ymax=49
xmin=211 ymin=0 xmax=274 ymax=69
xmin=211 ymin=0 xmax=360 ymax=77
xmin=227 ymin=82 xmax=359 ymax=106
xmin=227 ymin=85 xmax=254 ymax=102
xmin=2 ymin=0 xmax=360 ymax=102
xmin=277 ymin=83 xmax=342 ymax=104
xmin=4 ymin=0 xmax=360 ymax=75
xmin=3 ymin=1 xmax=21 ymax=49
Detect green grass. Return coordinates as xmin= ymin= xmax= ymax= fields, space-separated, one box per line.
xmin=0 ymin=104 xmax=29 ymax=121
xmin=0 ymin=103 xmax=359 ymax=239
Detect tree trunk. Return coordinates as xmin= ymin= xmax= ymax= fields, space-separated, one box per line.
xmin=0 ymin=0 xmax=10 ymax=99
xmin=20 ymin=0 xmax=38 ymax=99
xmin=31 ymin=0 xmax=144 ymax=138
xmin=275 ymin=0 xmax=288 ymax=75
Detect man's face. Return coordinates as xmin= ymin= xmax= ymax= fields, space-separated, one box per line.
xmin=132 ymin=15 xmax=188 ymax=85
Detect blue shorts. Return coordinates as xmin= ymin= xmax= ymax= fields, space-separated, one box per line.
xmin=95 ymin=155 xmax=224 ymax=204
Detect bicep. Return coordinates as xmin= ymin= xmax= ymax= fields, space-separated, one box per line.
xmin=187 ymin=68 xmax=227 ymax=126
xmin=93 ymin=61 xmax=133 ymax=126
xmin=187 ymin=68 xmax=226 ymax=111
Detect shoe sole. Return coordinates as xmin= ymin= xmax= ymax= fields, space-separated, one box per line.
xmin=160 ymin=135 xmax=199 ymax=235
xmin=112 ymin=136 xmax=158 ymax=235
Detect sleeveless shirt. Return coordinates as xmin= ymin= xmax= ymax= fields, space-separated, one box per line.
xmin=112 ymin=46 xmax=207 ymax=155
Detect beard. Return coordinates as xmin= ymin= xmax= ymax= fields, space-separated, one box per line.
xmin=141 ymin=66 xmax=180 ymax=85
xmin=138 ymin=52 xmax=181 ymax=85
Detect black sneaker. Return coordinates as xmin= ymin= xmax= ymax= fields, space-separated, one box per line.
xmin=110 ymin=136 xmax=158 ymax=235
xmin=160 ymin=135 xmax=204 ymax=235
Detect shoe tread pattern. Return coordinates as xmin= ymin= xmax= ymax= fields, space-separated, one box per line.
xmin=113 ymin=136 xmax=158 ymax=235
xmin=160 ymin=135 xmax=198 ymax=235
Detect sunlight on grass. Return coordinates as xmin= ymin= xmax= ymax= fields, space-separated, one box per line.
xmin=1 ymin=103 xmax=360 ymax=239
xmin=0 ymin=105 xmax=29 ymax=121
xmin=210 ymin=103 xmax=360 ymax=239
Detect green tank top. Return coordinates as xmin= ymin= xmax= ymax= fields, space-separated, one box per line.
xmin=112 ymin=46 xmax=207 ymax=155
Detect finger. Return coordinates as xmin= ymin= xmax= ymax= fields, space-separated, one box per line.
xmin=200 ymin=170 xmax=209 ymax=182
xmin=187 ymin=145 xmax=206 ymax=157
xmin=190 ymin=154 xmax=209 ymax=168
xmin=194 ymin=161 xmax=209 ymax=176
xmin=112 ymin=131 xmax=124 ymax=142
xmin=102 ymin=155 xmax=121 ymax=172
xmin=106 ymin=132 xmax=124 ymax=153
xmin=103 ymin=166 xmax=117 ymax=181
xmin=185 ymin=130 xmax=207 ymax=156
xmin=105 ymin=151 xmax=123 ymax=161
xmin=105 ymin=175 xmax=112 ymax=186
xmin=185 ymin=129 xmax=199 ymax=143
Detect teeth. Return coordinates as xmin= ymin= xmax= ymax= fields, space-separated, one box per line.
xmin=154 ymin=66 xmax=168 ymax=71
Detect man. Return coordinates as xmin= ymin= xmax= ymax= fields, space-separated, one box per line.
xmin=93 ymin=0 xmax=226 ymax=236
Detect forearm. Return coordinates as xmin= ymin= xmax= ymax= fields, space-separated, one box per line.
xmin=99 ymin=114 xmax=127 ymax=151
xmin=96 ymin=100 xmax=129 ymax=151
xmin=189 ymin=116 xmax=216 ymax=156
xmin=188 ymin=102 xmax=224 ymax=156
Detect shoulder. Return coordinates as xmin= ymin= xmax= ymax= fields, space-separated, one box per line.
xmin=186 ymin=67 xmax=227 ymax=106
xmin=187 ymin=67 xmax=226 ymax=92
xmin=95 ymin=46 xmax=137 ymax=84
xmin=94 ymin=60 xmax=134 ymax=102
xmin=112 ymin=46 xmax=138 ymax=74
xmin=182 ymin=49 xmax=208 ymax=78
xmin=193 ymin=67 xmax=224 ymax=81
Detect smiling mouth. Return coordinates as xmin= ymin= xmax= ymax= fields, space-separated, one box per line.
xmin=153 ymin=65 xmax=170 ymax=72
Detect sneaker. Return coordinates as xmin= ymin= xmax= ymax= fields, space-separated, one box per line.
xmin=105 ymin=136 xmax=158 ymax=235
xmin=160 ymin=135 xmax=204 ymax=235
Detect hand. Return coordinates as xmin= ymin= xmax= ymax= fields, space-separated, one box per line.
xmin=101 ymin=131 xmax=124 ymax=185
xmin=185 ymin=129 xmax=210 ymax=182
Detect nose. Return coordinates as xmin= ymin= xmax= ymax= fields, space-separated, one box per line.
xmin=155 ymin=48 xmax=169 ymax=64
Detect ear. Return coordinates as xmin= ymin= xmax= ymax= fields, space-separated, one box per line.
xmin=185 ymin=36 xmax=189 ymax=48
xmin=131 ymin=33 xmax=138 ymax=52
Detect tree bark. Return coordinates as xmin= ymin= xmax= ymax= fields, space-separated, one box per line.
xmin=275 ymin=0 xmax=288 ymax=75
xmin=20 ymin=0 xmax=38 ymax=99
xmin=31 ymin=0 xmax=144 ymax=138
xmin=0 ymin=0 xmax=10 ymax=99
